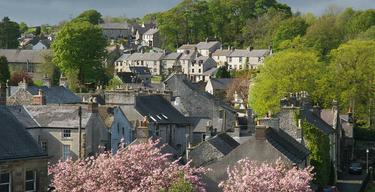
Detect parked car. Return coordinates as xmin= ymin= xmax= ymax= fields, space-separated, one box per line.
xmin=349 ymin=162 xmax=363 ymax=174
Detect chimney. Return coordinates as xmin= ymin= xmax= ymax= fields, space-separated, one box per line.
xmin=255 ymin=125 xmax=267 ymax=140
xmin=59 ymin=74 xmax=68 ymax=88
xmin=0 ymin=83 xmax=6 ymax=105
xmin=42 ymin=74 xmax=52 ymax=88
xmin=32 ymin=89 xmax=46 ymax=105
xmin=87 ymin=96 xmax=98 ymax=113
xmin=18 ymin=78 xmax=28 ymax=90
xmin=136 ymin=117 xmax=149 ymax=141
xmin=205 ymin=38 xmax=208 ymax=43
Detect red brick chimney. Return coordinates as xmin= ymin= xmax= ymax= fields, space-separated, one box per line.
xmin=32 ymin=89 xmax=46 ymax=105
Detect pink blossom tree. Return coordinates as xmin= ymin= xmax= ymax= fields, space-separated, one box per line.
xmin=49 ymin=140 xmax=206 ymax=192
xmin=219 ymin=158 xmax=314 ymax=192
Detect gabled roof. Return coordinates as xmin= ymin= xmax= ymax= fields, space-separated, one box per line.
xmin=265 ymin=128 xmax=310 ymax=164
xmin=143 ymin=28 xmax=159 ymax=35
xmin=0 ymin=106 xmax=47 ymax=161
xmin=132 ymin=23 xmax=156 ymax=35
xmin=300 ymin=108 xmax=335 ymax=135
xmin=202 ymin=67 xmax=218 ymax=76
xmin=126 ymin=52 xmax=164 ymax=61
xmin=188 ymin=117 xmax=211 ymax=133
xmin=10 ymin=86 xmax=81 ymax=104
xmin=208 ymin=78 xmax=234 ymax=90
xmin=229 ymin=49 xmax=270 ymax=57
xmin=212 ymin=49 xmax=233 ymax=57
xmin=177 ymin=44 xmax=197 ymax=50
xmin=115 ymin=54 xmax=131 ymax=62
xmin=0 ymin=49 xmax=50 ymax=63
xmin=208 ymin=133 xmax=240 ymax=155
xmin=135 ymin=95 xmax=189 ymax=125
xmin=100 ymin=22 xmax=129 ymax=30
xmin=196 ymin=41 xmax=221 ymax=50
xmin=98 ymin=106 xmax=115 ymax=129
xmin=163 ymin=52 xmax=182 ymax=60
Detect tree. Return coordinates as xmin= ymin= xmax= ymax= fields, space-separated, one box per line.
xmin=0 ymin=56 xmax=10 ymax=84
xmin=357 ymin=26 xmax=375 ymax=40
xmin=249 ymin=49 xmax=325 ymax=116
xmin=329 ymin=40 xmax=375 ymax=124
xmin=219 ymin=158 xmax=314 ymax=192
xmin=0 ymin=17 xmax=20 ymax=49
xmin=49 ymin=139 xmax=206 ymax=192
xmin=346 ymin=9 xmax=375 ymax=39
xmin=73 ymin=9 xmax=103 ymax=25
xmin=19 ymin=22 xmax=28 ymax=34
xmin=9 ymin=71 xmax=33 ymax=86
xmin=107 ymin=75 xmax=123 ymax=90
xmin=52 ymin=20 xmax=107 ymax=90
xmin=273 ymin=17 xmax=308 ymax=49
xmin=215 ymin=65 xmax=231 ymax=78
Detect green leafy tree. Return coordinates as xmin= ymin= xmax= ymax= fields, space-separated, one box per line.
xmin=249 ymin=49 xmax=325 ymax=115
xmin=73 ymin=9 xmax=103 ymax=25
xmin=19 ymin=22 xmax=28 ymax=34
xmin=357 ymin=25 xmax=375 ymax=40
xmin=106 ymin=75 xmax=123 ymax=90
xmin=0 ymin=17 xmax=20 ymax=49
xmin=346 ymin=9 xmax=375 ymax=39
xmin=215 ymin=65 xmax=231 ymax=78
xmin=52 ymin=20 xmax=107 ymax=90
xmin=329 ymin=40 xmax=375 ymax=124
xmin=273 ymin=16 xmax=308 ymax=49
xmin=0 ymin=56 xmax=10 ymax=84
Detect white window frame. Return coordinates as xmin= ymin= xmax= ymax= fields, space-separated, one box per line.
xmin=62 ymin=129 xmax=71 ymax=138
xmin=63 ymin=145 xmax=71 ymax=160
xmin=25 ymin=170 xmax=36 ymax=192
xmin=0 ymin=172 xmax=11 ymax=192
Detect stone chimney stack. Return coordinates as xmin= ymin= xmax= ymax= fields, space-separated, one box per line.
xmin=32 ymin=89 xmax=46 ymax=105
xmin=87 ymin=96 xmax=98 ymax=113
xmin=18 ymin=78 xmax=28 ymax=90
xmin=59 ymin=74 xmax=68 ymax=88
xmin=136 ymin=117 xmax=150 ymax=141
xmin=0 ymin=83 xmax=6 ymax=105
xmin=42 ymin=74 xmax=52 ymax=88
xmin=255 ymin=125 xmax=267 ymax=140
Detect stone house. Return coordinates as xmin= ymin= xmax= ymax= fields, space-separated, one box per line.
xmin=189 ymin=56 xmax=217 ymax=82
xmin=122 ymin=52 xmax=165 ymax=76
xmin=142 ymin=28 xmax=160 ymax=48
xmin=0 ymin=49 xmax=51 ymax=81
xmin=0 ymin=105 xmax=48 ymax=192
xmin=179 ymin=50 xmax=198 ymax=76
xmin=228 ymin=47 xmax=272 ymax=70
xmin=115 ymin=54 xmax=131 ymax=73
xmin=205 ymin=78 xmax=235 ymax=96
xmin=212 ymin=48 xmax=233 ymax=67
xmin=131 ymin=23 xmax=156 ymax=45
xmin=177 ymin=44 xmax=197 ymax=54
xmin=162 ymin=52 xmax=182 ymax=76
xmin=100 ymin=22 xmax=130 ymax=40
xmin=111 ymin=106 xmax=134 ymax=153
xmin=195 ymin=41 xmax=221 ymax=57
xmin=9 ymin=103 xmax=110 ymax=164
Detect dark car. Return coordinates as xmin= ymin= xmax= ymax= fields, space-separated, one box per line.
xmin=349 ymin=162 xmax=363 ymax=174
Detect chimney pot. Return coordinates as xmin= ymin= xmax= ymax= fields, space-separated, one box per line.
xmin=32 ymin=89 xmax=46 ymax=105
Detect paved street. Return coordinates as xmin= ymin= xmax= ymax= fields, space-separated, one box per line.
xmin=337 ymin=172 xmax=366 ymax=192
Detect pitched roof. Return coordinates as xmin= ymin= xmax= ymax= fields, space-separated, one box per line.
xmin=163 ymin=52 xmax=182 ymax=60
xmin=188 ymin=117 xmax=211 ymax=132
xmin=177 ymin=44 xmax=197 ymax=50
xmin=10 ymin=86 xmax=81 ymax=104
xmin=132 ymin=23 xmax=156 ymax=35
xmin=115 ymin=54 xmax=131 ymax=62
xmin=300 ymin=108 xmax=335 ymax=135
xmin=212 ymin=49 xmax=233 ymax=57
xmin=98 ymin=106 xmax=115 ymax=128
xmin=0 ymin=106 xmax=47 ymax=161
xmin=143 ymin=28 xmax=159 ymax=35
xmin=229 ymin=49 xmax=270 ymax=57
xmin=202 ymin=67 xmax=218 ymax=76
xmin=265 ymin=127 xmax=310 ymax=164
xmin=196 ymin=41 xmax=220 ymax=50
xmin=129 ymin=66 xmax=151 ymax=75
xmin=208 ymin=133 xmax=240 ymax=155
xmin=208 ymin=78 xmax=234 ymax=90
xmin=100 ymin=22 xmax=129 ymax=30
xmin=0 ymin=49 xmax=50 ymax=63
xmin=126 ymin=52 xmax=164 ymax=61
xmin=135 ymin=95 xmax=189 ymax=125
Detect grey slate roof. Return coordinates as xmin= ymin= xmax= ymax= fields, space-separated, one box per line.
xmin=202 ymin=67 xmax=218 ymax=76
xmin=208 ymin=78 xmax=234 ymax=90
xmin=10 ymin=105 xmax=93 ymax=128
xmin=265 ymin=127 xmax=310 ymax=164
xmin=135 ymin=95 xmax=190 ymax=125
xmin=100 ymin=22 xmax=129 ymax=30
xmin=143 ymin=28 xmax=159 ymax=35
xmin=179 ymin=51 xmax=196 ymax=60
xmin=212 ymin=49 xmax=233 ymax=57
xmin=208 ymin=133 xmax=240 ymax=155
xmin=178 ymin=44 xmax=197 ymax=50
xmin=129 ymin=66 xmax=151 ymax=75
xmin=0 ymin=106 xmax=47 ymax=161
xmin=10 ymin=86 xmax=81 ymax=104
xmin=115 ymin=54 xmax=131 ymax=62
xmin=126 ymin=52 xmax=164 ymax=61
xmin=196 ymin=41 xmax=220 ymax=50
xmin=300 ymin=108 xmax=335 ymax=135
xmin=229 ymin=49 xmax=270 ymax=57
xmin=0 ymin=49 xmax=50 ymax=63
xmin=188 ymin=117 xmax=211 ymax=133
xmin=163 ymin=52 xmax=182 ymax=60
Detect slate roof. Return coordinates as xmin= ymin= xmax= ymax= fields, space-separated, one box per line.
xmin=126 ymin=52 xmax=164 ymax=61
xmin=98 ymin=106 xmax=115 ymax=129
xmin=178 ymin=44 xmax=197 ymax=51
xmin=202 ymin=67 xmax=218 ymax=76
xmin=163 ymin=52 xmax=182 ymax=60
xmin=212 ymin=49 xmax=233 ymax=57
xmin=207 ymin=133 xmax=240 ymax=155
xmin=115 ymin=54 xmax=131 ymax=62
xmin=0 ymin=49 xmax=50 ymax=63
xmin=129 ymin=66 xmax=151 ymax=75
xmin=179 ymin=51 xmax=196 ymax=60
xmin=229 ymin=49 xmax=270 ymax=57
xmin=208 ymin=78 xmax=234 ymax=90
xmin=0 ymin=106 xmax=47 ymax=161
xmin=143 ymin=28 xmax=159 ymax=35
xmin=100 ymin=22 xmax=129 ymax=30
xmin=120 ymin=105 xmax=143 ymax=122
xmin=132 ymin=23 xmax=156 ymax=35
xmin=265 ymin=127 xmax=310 ymax=164
xmin=10 ymin=105 xmax=93 ymax=128
xmin=196 ymin=41 xmax=220 ymax=50
xmin=188 ymin=117 xmax=211 ymax=132
xmin=10 ymin=86 xmax=81 ymax=104
xmin=135 ymin=95 xmax=190 ymax=125
xmin=300 ymin=108 xmax=335 ymax=135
